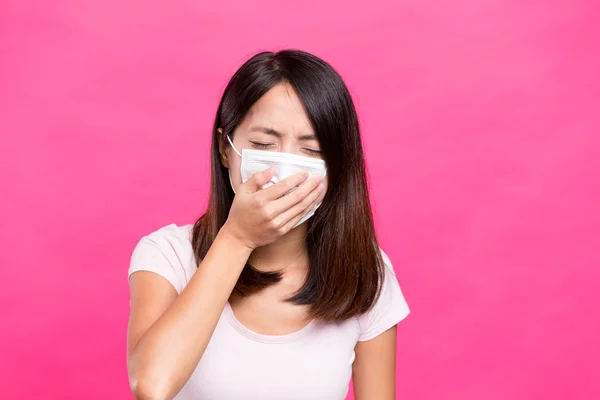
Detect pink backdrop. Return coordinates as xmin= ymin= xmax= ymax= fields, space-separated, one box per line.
xmin=1 ymin=1 xmax=599 ymax=399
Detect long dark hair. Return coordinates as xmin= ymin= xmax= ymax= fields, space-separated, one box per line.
xmin=192 ymin=50 xmax=384 ymax=321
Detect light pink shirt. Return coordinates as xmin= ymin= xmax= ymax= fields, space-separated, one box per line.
xmin=128 ymin=224 xmax=410 ymax=399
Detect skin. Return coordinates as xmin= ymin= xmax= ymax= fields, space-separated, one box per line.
xmin=127 ymin=83 xmax=397 ymax=400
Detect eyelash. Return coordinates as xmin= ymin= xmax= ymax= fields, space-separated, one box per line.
xmin=250 ymin=141 xmax=272 ymax=149
xmin=250 ymin=141 xmax=322 ymax=156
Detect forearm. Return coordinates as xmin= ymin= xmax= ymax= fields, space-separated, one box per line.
xmin=129 ymin=228 xmax=252 ymax=399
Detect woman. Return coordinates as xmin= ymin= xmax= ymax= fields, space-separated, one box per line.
xmin=127 ymin=50 xmax=409 ymax=400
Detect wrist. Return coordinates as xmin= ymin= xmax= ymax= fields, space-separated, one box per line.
xmin=218 ymin=224 xmax=256 ymax=253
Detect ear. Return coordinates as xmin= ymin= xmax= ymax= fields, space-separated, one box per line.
xmin=217 ymin=128 xmax=230 ymax=169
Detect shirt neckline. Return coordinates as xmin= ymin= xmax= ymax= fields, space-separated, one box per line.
xmin=224 ymin=301 xmax=317 ymax=344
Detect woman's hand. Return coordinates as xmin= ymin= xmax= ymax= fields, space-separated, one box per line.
xmin=222 ymin=167 xmax=325 ymax=249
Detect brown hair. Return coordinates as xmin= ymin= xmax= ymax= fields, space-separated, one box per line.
xmin=192 ymin=50 xmax=384 ymax=322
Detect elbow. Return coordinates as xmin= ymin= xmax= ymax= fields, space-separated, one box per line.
xmin=129 ymin=370 xmax=172 ymax=400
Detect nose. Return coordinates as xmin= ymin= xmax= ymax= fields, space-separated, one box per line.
xmin=279 ymin=137 xmax=298 ymax=155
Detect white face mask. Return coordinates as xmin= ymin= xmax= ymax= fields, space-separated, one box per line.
xmin=227 ymin=135 xmax=327 ymax=228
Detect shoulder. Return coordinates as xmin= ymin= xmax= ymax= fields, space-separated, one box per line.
xmin=140 ymin=223 xmax=194 ymax=250
xmin=380 ymin=249 xmax=397 ymax=279
xmin=356 ymin=248 xmax=410 ymax=341
xmin=128 ymin=223 xmax=197 ymax=294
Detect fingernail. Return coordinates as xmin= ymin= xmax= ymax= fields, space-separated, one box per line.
xmin=317 ymin=184 xmax=325 ymax=192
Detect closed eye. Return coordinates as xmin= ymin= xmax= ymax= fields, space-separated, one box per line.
xmin=250 ymin=141 xmax=274 ymax=150
xmin=304 ymin=148 xmax=322 ymax=156
xmin=250 ymin=141 xmax=321 ymax=156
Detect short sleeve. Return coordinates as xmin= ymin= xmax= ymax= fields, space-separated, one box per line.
xmin=357 ymin=250 xmax=410 ymax=341
xmin=128 ymin=224 xmax=195 ymax=294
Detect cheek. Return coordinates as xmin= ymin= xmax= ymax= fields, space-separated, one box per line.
xmin=228 ymin=156 xmax=243 ymax=189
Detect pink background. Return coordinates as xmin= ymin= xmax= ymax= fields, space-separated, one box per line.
xmin=1 ymin=1 xmax=599 ymax=399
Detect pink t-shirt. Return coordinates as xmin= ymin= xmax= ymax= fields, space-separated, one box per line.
xmin=128 ymin=224 xmax=410 ymax=399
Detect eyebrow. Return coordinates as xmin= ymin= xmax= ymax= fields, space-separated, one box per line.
xmin=248 ymin=126 xmax=317 ymax=141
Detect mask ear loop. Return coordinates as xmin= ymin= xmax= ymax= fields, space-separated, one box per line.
xmin=224 ymin=134 xmax=242 ymax=194
xmin=226 ymin=134 xmax=243 ymax=157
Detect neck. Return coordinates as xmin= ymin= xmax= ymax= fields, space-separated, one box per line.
xmin=249 ymin=224 xmax=309 ymax=273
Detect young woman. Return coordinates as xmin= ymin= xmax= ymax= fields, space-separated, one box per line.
xmin=127 ymin=50 xmax=409 ymax=400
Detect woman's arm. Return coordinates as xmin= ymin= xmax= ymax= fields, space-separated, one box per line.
xmin=352 ymin=326 xmax=398 ymax=400
xmin=127 ymin=229 xmax=252 ymax=400
xmin=127 ymin=170 xmax=323 ymax=400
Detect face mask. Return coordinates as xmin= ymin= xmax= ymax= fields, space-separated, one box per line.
xmin=227 ymin=135 xmax=327 ymax=228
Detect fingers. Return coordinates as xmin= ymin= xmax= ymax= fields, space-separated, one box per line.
xmin=260 ymin=171 xmax=310 ymax=200
xmin=268 ymin=175 xmax=323 ymax=215
xmin=241 ymin=167 xmax=276 ymax=193
xmin=276 ymin=180 xmax=325 ymax=229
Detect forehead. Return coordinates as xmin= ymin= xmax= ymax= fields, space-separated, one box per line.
xmin=239 ymin=83 xmax=315 ymax=137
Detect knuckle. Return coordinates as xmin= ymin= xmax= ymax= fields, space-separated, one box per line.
xmin=305 ymin=188 xmax=318 ymax=199
xmin=302 ymin=201 xmax=313 ymax=212
xmin=292 ymin=189 xmax=305 ymax=201
xmin=302 ymin=198 xmax=313 ymax=209
xmin=283 ymin=180 xmax=295 ymax=191
xmin=255 ymin=171 xmax=268 ymax=183
xmin=270 ymin=219 xmax=282 ymax=230
xmin=263 ymin=206 xmax=276 ymax=220
xmin=298 ymin=203 xmax=310 ymax=214
xmin=254 ymin=196 xmax=267 ymax=208
xmin=276 ymin=221 xmax=287 ymax=233
xmin=310 ymin=190 xmax=321 ymax=202
xmin=296 ymin=196 xmax=308 ymax=207
xmin=299 ymin=184 xmax=312 ymax=195
xmin=302 ymin=187 xmax=314 ymax=199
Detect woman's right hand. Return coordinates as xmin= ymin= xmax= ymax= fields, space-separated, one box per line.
xmin=222 ymin=168 xmax=325 ymax=250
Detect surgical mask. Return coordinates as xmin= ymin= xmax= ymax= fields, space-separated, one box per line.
xmin=227 ymin=135 xmax=327 ymax=228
